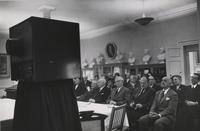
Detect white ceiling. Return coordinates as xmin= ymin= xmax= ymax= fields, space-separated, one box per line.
xmin=0 ymin=0 xmax=197 ymax=38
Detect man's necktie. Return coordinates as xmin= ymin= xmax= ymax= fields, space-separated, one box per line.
xmin=160 ymin=90 xmax=165 ymax=101
xmin=138 ymin=88 xmax=144 ymax=96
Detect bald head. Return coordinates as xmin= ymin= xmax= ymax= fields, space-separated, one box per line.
xmin=140 ymin=76 xmax=148 ymax=89
xmin=161 ymin=77 xmax=172 ymax=89
xmin=97 ymin=78 xmax=107 ymax=88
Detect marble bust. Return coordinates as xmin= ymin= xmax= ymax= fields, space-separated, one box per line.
xmin=82 ymin=59 xmax=89 ymax=68
xmin=157 ymin=47 xmax=166 ymax=63
xmin=96 ymin=54 xmax=105 ymax=64
xmin=128 ymin=51 xmax=136 ymax=65
xmin=115 ymin=51 xmax=124 ymax=63
xmin=142 ymin=49 xmax=151 ymax=64
xmin=89 ymin=58 xmax=97 ymax=68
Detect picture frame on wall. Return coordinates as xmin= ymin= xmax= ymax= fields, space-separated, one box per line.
xmin=0 ymin=54 xmax=10 ymax=78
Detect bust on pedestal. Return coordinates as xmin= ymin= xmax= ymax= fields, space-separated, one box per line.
xmin=142 ymin=49 xmax=151 ymax=64
xmin=157 ymin=47 xmax=166 ymax=64
xmin=89 ymin=58 xmax=97 ymax=68
xmin=82 ymin=59 xmax=89 ymax=68
xmin=128 ymin=51 xmax=136 ymax=65
xmin=115 ymin=51 xmax=124 ymax=63
xmin=96 ymin=54 xmax=105 ymax=64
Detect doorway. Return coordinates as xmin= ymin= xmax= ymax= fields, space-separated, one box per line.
xmin=184 ymin=44 xmax=200 ymax=85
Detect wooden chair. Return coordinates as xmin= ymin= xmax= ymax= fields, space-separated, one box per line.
xmin=107 ymin=104 xmax=126 ymax=131
xmin=80 ymin=111 xmax=107 ymax=131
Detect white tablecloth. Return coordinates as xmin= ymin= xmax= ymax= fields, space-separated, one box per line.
xmin=78 ymin=101 xmax=128 ymax=127
xmin=0 ymin=99 xmax=128 ymax=127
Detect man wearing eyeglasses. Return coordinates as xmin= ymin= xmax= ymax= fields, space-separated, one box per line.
xmin=138 ymin=76 xmax=178 ymax=131
xmin=107 ymin=76 xmax=130 ymax=105
xmin=126 ymin=76 xmax=155 ymax=131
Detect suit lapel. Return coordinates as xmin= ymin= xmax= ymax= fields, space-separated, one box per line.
xmin=160 ymin=89 xmax=171 ymax=103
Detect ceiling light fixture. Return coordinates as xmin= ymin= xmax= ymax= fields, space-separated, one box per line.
xmin=135 ymin=0 xmax=154 ymax=26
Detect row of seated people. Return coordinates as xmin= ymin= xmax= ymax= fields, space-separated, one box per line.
xmin=73 ymin=73 xmax=200 ymax=131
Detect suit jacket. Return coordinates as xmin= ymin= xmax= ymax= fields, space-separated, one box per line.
xmin=129 ymin=87 xmax=155 ymax=111
xmin=109 ymin=86 xmax=130 ymax=105
xmin=127 ymin=82 xmax=140 ymax=99
xmin=83 ymin=80 xmax=92 ymax=88
xmin=92 ymin=86 xmax=111 ymax=103
xmin=74 ymin=83 xmax=86 ymax=97
xmin=150 ymin=88 xmax=178 ymax=122
xmin=185 ymin=84 xmax=200 ymax=118
xmin=150 ymin=84 xmax=162 ymax=92
xmin=171 ymin=84 xmax=188 ymax=110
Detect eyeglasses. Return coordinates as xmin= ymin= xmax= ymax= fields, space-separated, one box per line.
xmin=115 ymin=80 xmax=122 ymax=83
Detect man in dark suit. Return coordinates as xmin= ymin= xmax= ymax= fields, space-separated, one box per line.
xmin=88 ymin=78 xmax=111 ymax=103
xmin=123 ymin=72 xmax=131 ymax=87
xmin=149 ymin=75 xmax=162 ymax=91
xmin=83 ymin=76 xmax=92 ymax=91
xmin=138 ymin=76 xmax=178 ymax=131
xmin=184 ymin=73 xmax=200 ymax=131
xmin=126 ymin=74 xmax=140 ymax=98
xmin=126 ymin=76 xmax=155 ymax=131
xmin=171 ymin=75 xmax=188 ymax=130
xmin=73 ymin=77 xmax=86 ymax=98
xmin=107 ymin=76 xmax=130 ymax=105
xmin=77 ymin=80 xmax=98 ymax=101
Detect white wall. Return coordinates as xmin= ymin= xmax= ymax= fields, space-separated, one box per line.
xmin=81 ymin=13 xmax=199 ymax=65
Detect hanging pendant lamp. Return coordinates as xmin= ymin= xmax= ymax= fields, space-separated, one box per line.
xmin=135 ymin=0 xmax=154 ymax=26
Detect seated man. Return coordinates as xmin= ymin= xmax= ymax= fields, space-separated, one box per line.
xmin=77 ymin=80 xmax=98 ymax=101
xmin=148 ymin=76 xmax=161 ymax=91
xmin=73 ymin=77 xmax=86 ymax=98
xmin=138 ymin=77 xmax=178 ymax=131
xmin=107 ymin=76 xmax=130 ymax=105
xmin=184 ymin=73 xmax=200 ymax=131
xmin=88 ymin=78 xmax=111 ymax=103
xmin=126 ymin=76 xmax=155 ymax=131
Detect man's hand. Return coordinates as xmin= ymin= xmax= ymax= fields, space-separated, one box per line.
xmin=110 ymin=100 xmax=117 ymax=105
xmin=129 ymin=102 xmax=135 ymax=108
xmin=185 ymin=100 xmax=198 ymax=106
xmin=135 ymin=103 xmax=143 ymax=110
xmin=149 ymin=112 xmax=160 ymax=119
xmin=88 ymin=99 xmax=95 ymax=103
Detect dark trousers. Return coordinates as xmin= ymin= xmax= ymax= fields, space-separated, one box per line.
xmin=138 ymin=114 xmax=173 ymax=131
xmin=126 ymin=106 xmax=148 ymax=130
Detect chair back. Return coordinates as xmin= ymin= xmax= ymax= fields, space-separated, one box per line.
xmin=80 ymin=112 xmax=107 ymax=131
xmin=107 ymin=104 xmax=126 ymax=131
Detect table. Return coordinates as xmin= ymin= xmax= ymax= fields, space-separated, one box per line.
xmin=78 ymin=101 xmax=129 ymax=128
xmin=0 ymin=99 xmax=129 ymax=130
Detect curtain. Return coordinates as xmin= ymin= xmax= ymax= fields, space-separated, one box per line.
xmin=13 ymin=80 xmax=82 ymax=131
